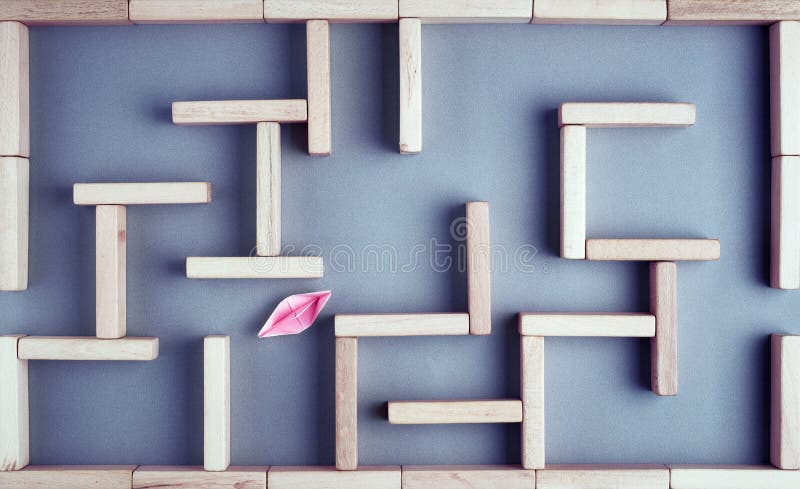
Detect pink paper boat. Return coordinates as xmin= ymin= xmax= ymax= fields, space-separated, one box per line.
xmin=258 ymin=291 xmax=332 ymax=338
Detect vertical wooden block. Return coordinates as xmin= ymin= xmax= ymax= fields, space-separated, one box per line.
xmin=0 ymin=335 xmax=28 ymax=471
xmin=466 ymin=201 xmax=491 ymax=335
xmin=95 ymin=205 xmax=126 ymax=339
xmin=256 ymin=122 xmax=281 ymax=257
xmin=560 ymin=125 xmax=586 ymax=259
xmin=307 ymin=20 xmax=331 ymax=156
xmin=650 ymin=262 xmax=677 ymax=396
xmin=336 ymin=337 xmax=358 ymax=470
xmin=204 ymin=335 xmax=231 ymax=472
xmin=772 ymin=334 xmax=800 ymax=469
xmin=399 ymin=18 xmax=422 ymax=154
xmin=772 ymin=156 xmax=800 ymax=289
xmin=0 ymin=22 xmax=27 ymax=158
xmin=521 ymin=335 xmax=544 ymax=469
xmin=0 ymin=157 xmax=28 ymax=291
xmin=771 ymin=22 xmax=800 ymax=157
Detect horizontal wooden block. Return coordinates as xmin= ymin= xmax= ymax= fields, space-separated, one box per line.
xmin=533 ymin=0 xmax=666 ymax=25
xmin=519 ymin=313 xmax=655 ymax=337
xmin=558 ymin=103 xmax=696 ymax=128
xmin=402 ymin=465 xmax=535 ymax=489
xmin=334 ymin=313 xmax=469 ymax=337
xmin=264 ymin=0 xmax=398 ymax=22
xmin=772 ymin=334 xmax=800 ymax=469
xmin=666 ymin=0 xmax=800 ymax=25
xmin=187 ymin=256 xmax=323 ymax=279
xmin=0 ymin=22 xmax=28 ymax=157
xmin=400 ymin=0 xmax=532 ymax=23
xmin=173 ymin=100 xmax=307 ymax=125
xmin=17 ymin=337 xmax=159 ymax=361
xmin=388 ymin=400 xmax=522 ymax=424
xmin=772 ymin=22 xmax=800 ymax=157
xmin=74 ymin=182 xmax=211 ymax=206
xmin=670 ymin=465 xmax=800 ymax=489
xmin=0 ymin=157 xmax=28 ymax=291
xmin=0 ymin=335 xmax=27 ymax=471
xmin=537 ymin=465 xmax=669 ymax=489
xmin=268 ymin=466 xmax=400 ymax=489
xmin=772 ymin=156 xmax=800 ymax=289
xmin=134 ymin=466 xmax=268 ymax=489
xmin=0 ymin=1 xmax=129 ymax=25
xmin=585 ymin=239 xmax=720 ymax=261
xmin=0 ymin=466 xmax=136 ymax=488
xmin=130 ymin=0 xmax=263 ymax=23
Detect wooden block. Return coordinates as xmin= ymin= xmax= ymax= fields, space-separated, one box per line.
xmin=560 ymin=125 xmax=586 ymax=259
xmin=466 ymin=202 xmax=491 ymax=335
xmin=307 ymin=20 xmax=331 ymax=156
xmin=130 ymin=0 xmax=263 ymax=24
xmin=172 ymin=100 xmax=308 ymax=125
xmin=388 ymin=400 xmax=522 ymax=424
xmin=269 ymin=466 xmax=400 ymax=489
xmin=670 ymin=465 xmax=800 ymax=489
xmin=399 ymin=0 xmax=533 ymax=23
xmin=666 ymin=0 xmax=800 ymax=25
xmin=521 ymin=336 xmax=544 ymax=470
xmin=585 ymin=239 xmax=720 ymax=261
xmin=256 ymin=122 xmax=281 ymax=256
xmin=0 ymin=335 xmax=27 ymax=471
xmin=0 ymin=466 xmax=136 ymax=488
xmin=519 ymin=313 xmax=655 ymax=337
xmin=771 ymin=157 xmax=800 ymax=289
xmin=0 ymin=1 xmax=129 ymax=25
xmin=402 ymin=465 xmax=535 ymax=489
xmin=204 ymin=335 xmax=230 ymax=472
xmin=399 ymin=18 xmax=421 ymax=154
xmin=772 ymin=334 xmax=800 ymax=469
xmin=134 ymin=466 xmax=268 ymax=489
xmin=533 ymin=0 xmax=666 ymax=25
xmin=335 ymin=338 xmax=358 ymax=471
xmin=0 ymin=22 xmax=28 ymax=157
xmin=17 ymin=336 xmax=159 ymax=361
xmin=186 ymin=256 xmax=323 ymax=279
xmin=95 ymin=206 xmax=126 ymax=339
xmin=537 ymin=465 xmax=669 ymax=489
xmin=0 ymin=157 xmax=28 ymax=291
xmin=651 ymin=262 xmax=677 ymax=395
xmin=74 ymin=182 xmax=212 ymax=206
xmin=334 ymin=313 xmax=469 ymax=337
xmin=771 ymin=22 xmax=800 ymax=157
xmin=558 ymin=103 xmax=696 ymax=128
xmin=264 ymin=0 xmax=398 ymax=23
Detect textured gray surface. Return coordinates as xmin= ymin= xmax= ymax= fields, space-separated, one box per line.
xmin=0 ymin=22 xmax=786 ymax=466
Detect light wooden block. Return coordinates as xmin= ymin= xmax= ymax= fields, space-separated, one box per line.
xmin=172 ymin=100 xmax=308 ymax=125
xmin=0 ymin=157 xmax=28 ymax=291
xmin=17 ymin=336 xmax=159 ymax=361
xmin=399 ymin=17 xmax=421 ymax=154
xmin=0 ymin=335 xmax=27 ymax=471
xmin=133 ymin=466 xmax=268 ymax=489
xmin=558 ymin=103 xmax=696 ymax=128
xmin=585 ymin=239 xmax=720 ymax=261
xmin=772 ymin=334 xmax=800 ymax=469
xmin=666 ymin=0 xmax=800 ymax=25
xmin=537 ymin=465 xmax=669 ymax=489
xmin=269 ymin=466 xmax=400 ymax=489
xmin=130 ymin=0 xmax=264 ymax=24
xmin=0 ymin=22 xmax=28 ymax=157
xmin=651 ymin=262 xmax=677 ymax=396
xmin=771 ymin=22 xmax=800 ymax=157
xmin=95 ymin=205 xmax=126 ymax=339
xmin=399 ymin=0 xmax=533 ymax=23
xmin=560 ymin=125 xmax=586 ymax=259
xmin=771 ymin=156 xmax=800 ymax=289
xmin=256 ymin=122 xmax=281 ymax=256
xmin=402 ymin=465 xmax=535 ymax=489
xmin=204 ymin=335 xmax=230 ymax=472
xmin=334 ymin=313 xmax=470 ymax=337
xmin=0 ymin=466 xmax=136 ymax=488
xmin=0 ymin=1 xmax=130 ymax=25
xmin=335 ymin=338 xmax=358 ymax=471
xmin=519 ymin=313 xmax=655 ymax=337
xmin=533 ymin=0 xmax=666 ymax=25
xmin=521 ymin=336 xmax=544 ymax=470
xmin=388 ymin=400 xmax=522 ymax=424
xmin=307 ymin=20 xmax=331 ymax=156
xmin=466 ymin=202 xmax=491 ymax=335
xmin=186 ymin=256 xmax=323 ymax=279
xmin=264 ymin=0 xmax=398 ymax=23
xmin=670 ymin=465 xmax=800 ymax=489
xmin=74 ymin=182 xmax=211 ymax=206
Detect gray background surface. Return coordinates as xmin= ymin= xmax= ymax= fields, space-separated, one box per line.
xmin=0 ymin=22 xmax=787 ymax=466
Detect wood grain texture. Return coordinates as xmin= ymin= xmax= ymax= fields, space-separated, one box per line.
xmin=771 ymin=156 xmax=800 ymax=289
xmin=651 ymin=262 xmax=677 ymax=395
xmin=534 ymin=0 xmax=666 ymax=25
xmin=0 ymin=335 xmax=27 ymax=471
xmin=133 ymin=466 xmax=268 ymax=489
xmin=0 ymin=1 xmax=129 ymax=25
xmin=335 ymin=313 xmax=470 ymax=337
xmin=558 ymin=102 xmax=696 ymax=128
xmin=95 ymin=206 xmax=126 ymax=339
xmin=17 ymin=336 xmax=159 ymax=361
xmin=256 ymin=122 xmax=281 ymax=256
xmin=307 ymin=20 xmax=331 ymax=156
xmin=172 ymin=100 xmax=307 ymax=125
xmin=0 ymin=465 xmax=136 ymax=488
xmin=399 ymin=17 xmax=422 ymax=154
xmin=204 ymin=336 xmax=230 ymax=472
xmin=74 ymin=182 xmax=211 ymax=206
xmin=771 ymin=22 xmax=800 ymax=157
xmin=667 ymin=0 xmax=800 ymax=25
xmin=335 ymin=338 xmax=358 ymax=470
xmin=670 ymin=465 xmax=800 ymax=489
xmin=269 ymin=466 xmax=400 ymax=489
xmin=0 ymin=22 xmax=27 ymax=157
xmin=186 ymin=256 xmax=323 ymax=279
xmin=130 ymin=0 xmax=263 ymax=23
xmin=772 ymin=334 xmax=800 ymax=469
xmin=537 ymin=465 xmax=669 ymax=489
xmin=466 ymin=202 xmax=491 ymax=335
xmin=399 ymin=0 xmax=532 ymax=23
xmin=560 ymin=125 xmax=586 ymax=259
xmin=585 ymin=239 xmax=720 ymax=261
xmin=519 ymin=313 xmax=655 ymax=337
xmin=521 ymin=336 xmax=544 ymax=470
xmin=388 ymin=400 xmax=522 ymax=424
xmin=264 ymin=0 xmax=398 ymax=22
xmin=0 ymin=157 xmax=27 ymax=291
xmin=402 ymin=465 xmax=535 ymax=489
